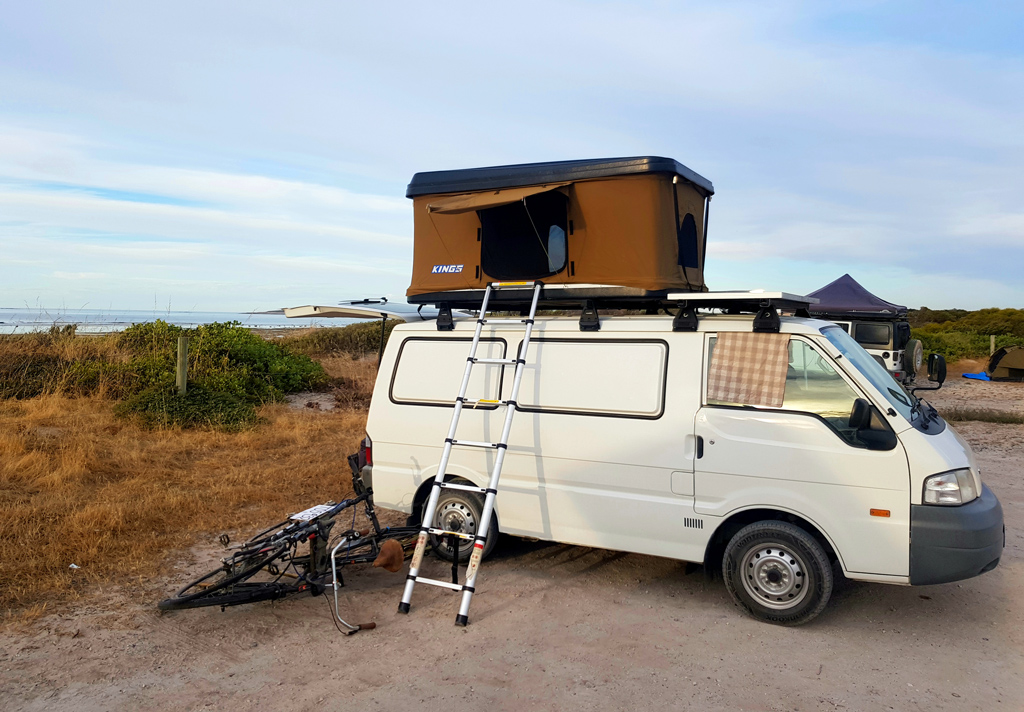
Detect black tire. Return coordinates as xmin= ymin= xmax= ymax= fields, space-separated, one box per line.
xmin=722 ymin=521 xmax=833 ymax=626
xmin=429 ymin=482 xmax=498 ymax=563
xmin=903 ymin=339 xmax=923 ymax=379
xmin=158 ymin=581 xmax=295 ymax=610
xmin=158 ymin=543 xmax=289 ymax=611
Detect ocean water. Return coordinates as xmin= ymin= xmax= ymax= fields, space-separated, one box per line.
xmin=0 ymin=307 xmax=359 ymax=334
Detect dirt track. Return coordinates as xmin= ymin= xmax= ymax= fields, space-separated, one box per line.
xmin=2 ymin=379 xmax=1022 ymax=711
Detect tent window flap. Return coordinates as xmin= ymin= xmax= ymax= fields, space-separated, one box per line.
xmin=426 ymin=182 xmax=571 ymax=215
xmin=479 ymin=190 xmax=569 ymax=280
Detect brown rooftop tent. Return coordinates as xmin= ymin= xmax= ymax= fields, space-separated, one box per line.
xmin=405 ymin=157 xmax=714 ymax=304
xmin=988 ymin=346 xmax=1024 ymax=381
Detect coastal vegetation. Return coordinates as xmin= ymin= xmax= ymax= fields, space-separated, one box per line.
xmin=0 ymin=322 xmax=377 ymax=618
xmin=0 ymin=321 xmax=326 ymax=428
xmin=281 ymin=318 xmax=401 ymax=356
xmin=909 ymin=307 xmax=1024 ymax=361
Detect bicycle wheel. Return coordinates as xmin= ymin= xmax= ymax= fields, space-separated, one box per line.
xmin=158 ymin=542 xmax=289 ymax=611
xmin=158 ymin=581 xmax=300 ymax=610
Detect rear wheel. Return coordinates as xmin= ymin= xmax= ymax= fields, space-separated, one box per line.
xmin=158 ymin=542 xmax=289 ymax=611
xmin=430 ymin=483 xmax=498 ymax=563
xmin=722 ymin=521 xmax=833 ymax=626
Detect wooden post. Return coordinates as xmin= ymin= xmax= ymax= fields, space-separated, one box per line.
xmin=176 ymin=336 xmax=189 ymax=395
xmin=377 ymin=314 xmax=387 ymax=369
xmin=991 ymin=335 xmax=996 ymax=356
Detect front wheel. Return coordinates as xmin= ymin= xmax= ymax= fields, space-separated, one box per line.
xmin=722 ymin=521 xmax=833 ymax=626
xmin=158 ymin=542 xmax=289 ymax=611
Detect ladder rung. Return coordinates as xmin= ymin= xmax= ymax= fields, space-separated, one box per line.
xmin=438 ymin=482 xmax=488 ymax=494
xmin=412 ymin=576 xmax=463 ymax=591
xmin=471 ymin=357 xmax=519 ymax=365
xmin=427 ymin=527 xmax=476 ymax=540
xmin=449 ymin=439 xmax=500 ymax=449
xmin=462 ymin=398 xmax=514 ymax=407
xmin=480 ymin=319 xmax=532 ymax=324
xmin=489 ymin=281 xmax=536 ymax=288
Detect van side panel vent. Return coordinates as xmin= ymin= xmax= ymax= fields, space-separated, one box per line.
xmin=683 ymin=517 xmax=703 ymax=530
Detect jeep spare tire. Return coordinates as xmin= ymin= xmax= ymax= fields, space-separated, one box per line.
xmin=903 ymin=339 xmax=923 ymax=377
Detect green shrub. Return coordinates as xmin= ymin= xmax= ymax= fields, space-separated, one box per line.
xmin=115 ymin=320 xmax=327 ymax=404
xmin=0 ymin=350 xmax=62 ymax=399
xmin=907 ymin=307 xmax=1024 ymax=360
xmin=913 ymin=328 xmax=1024 ymax=361
xmin=1 ymin=320 xmax=327 ymax=430
xmin=283 ymin=319 xmax=401 ymax=356
xmin=115 ymin=385 xmax=260 ymax=430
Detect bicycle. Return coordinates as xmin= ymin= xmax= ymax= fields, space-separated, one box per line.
xmin=157 ymin=456 xmax=420 ymax=634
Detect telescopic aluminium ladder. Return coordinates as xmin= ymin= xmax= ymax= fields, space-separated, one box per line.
xmin=398 ymin=280 xmax=543 ymax=626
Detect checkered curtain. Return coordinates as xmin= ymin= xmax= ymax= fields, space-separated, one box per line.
xmin=707 ymin=332 xmax=791 ymax=408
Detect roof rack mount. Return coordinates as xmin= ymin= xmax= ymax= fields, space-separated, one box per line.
xmin=408 ymin=286 xmax=817 ymax=314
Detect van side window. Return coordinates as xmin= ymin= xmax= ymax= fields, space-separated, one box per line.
xmin=707 ymin=337 xmax=864 ymax=446
xmin=516 ymin=339 xmax=667 ymax=418
xmin=391 ymin=337 xmax=506 ymax=407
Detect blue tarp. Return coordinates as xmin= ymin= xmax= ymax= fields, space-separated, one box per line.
xmin=962 ymin=372 xmax=991 ymax=381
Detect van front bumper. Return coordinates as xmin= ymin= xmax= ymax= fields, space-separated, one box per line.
xmin=910 ymin=484 xmax=1004 ymax=585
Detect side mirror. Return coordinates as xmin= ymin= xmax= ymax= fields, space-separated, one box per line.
xmin=927 ymin=354 xmax=946 ymax=384
xmin=858 ymin=428 xmax=898 ymax=451
xmin=850 ymin=397 xmax=898 ymax=451
xmin=849 ymin=398 xmax=872 ymax=430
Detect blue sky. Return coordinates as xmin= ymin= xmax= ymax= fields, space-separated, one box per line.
xmin=2 ymin=1 xmax=1022 ymax=311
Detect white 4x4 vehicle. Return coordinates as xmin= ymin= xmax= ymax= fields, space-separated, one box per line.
xmin=829 ymin=318 xmax=922 ymax=385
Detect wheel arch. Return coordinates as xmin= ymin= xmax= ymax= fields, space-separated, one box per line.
xmin=410 ymin=474 xmax=499 ymax=528
xmin=703 ymin=507 xmax=841 ymax=577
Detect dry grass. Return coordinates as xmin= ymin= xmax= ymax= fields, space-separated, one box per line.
xmin=0 ymin=391 xmax=369 ymax=621
xmin=942 ymin=406 xmax=1024 ymax=424
xmin=321 ymin=354 xmax=380 ymax=408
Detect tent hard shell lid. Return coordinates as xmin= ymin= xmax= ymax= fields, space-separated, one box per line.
xmin=806 ymin=274 xmax=908 ymax=319
xmin=405 ymin=157 xmax=714 ymax=304
xmin=282 ymin=299 xmax=471 ymax=322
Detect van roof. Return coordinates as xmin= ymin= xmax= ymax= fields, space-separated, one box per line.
xmin=406 ymin=156 xmax=715 ymax=198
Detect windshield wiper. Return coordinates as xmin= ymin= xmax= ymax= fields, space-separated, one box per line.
xmin=887 ymin=387 xmax=911 ymax=407
xmin=909 ymin=398 xmax=928 ymax=429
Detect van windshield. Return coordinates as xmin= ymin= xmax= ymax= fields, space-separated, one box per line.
xmin=820 ymin=326 xmax=915 ymax=423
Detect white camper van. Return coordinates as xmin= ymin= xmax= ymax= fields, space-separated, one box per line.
xmin=359 ymin=292 xmax=1003 ymax=625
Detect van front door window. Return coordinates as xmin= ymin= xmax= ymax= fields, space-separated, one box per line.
xmin=707 ymin=337 xmax=863 ymax=446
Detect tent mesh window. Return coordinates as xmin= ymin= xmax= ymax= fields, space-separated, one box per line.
xmin=478 ymin=191 xmax=569 ymax=280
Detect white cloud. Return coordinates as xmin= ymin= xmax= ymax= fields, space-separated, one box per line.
xmin=52 ymin=271 xmax=106 ymax=279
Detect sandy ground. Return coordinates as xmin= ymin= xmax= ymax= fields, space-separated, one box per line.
xmin=925 ymin=363 xmax=1024 ymax=417
xmin=2 ymin=383 xmax=1022 ymax=711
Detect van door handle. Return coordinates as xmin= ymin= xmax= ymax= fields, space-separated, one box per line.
xmin=696 ymin=436 xmax=704 ymax=459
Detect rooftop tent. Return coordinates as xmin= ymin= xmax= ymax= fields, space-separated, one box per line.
xmin=405 ymin=157 xmax=714 ymax=302
xmin=805 ymin=274 xmax=907 ymax=319
xmin=988 ymin=346 xmax=1024 ymax=381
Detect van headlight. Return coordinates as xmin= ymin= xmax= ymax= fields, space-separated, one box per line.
xmin=923 ymin=469 xmax=979 ymax=505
